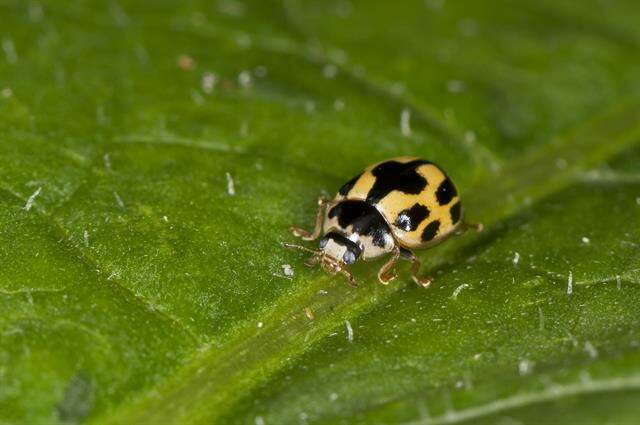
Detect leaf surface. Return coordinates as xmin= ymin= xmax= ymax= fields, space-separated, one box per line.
xmin=1 ymin=1 xmax=640 ymax=424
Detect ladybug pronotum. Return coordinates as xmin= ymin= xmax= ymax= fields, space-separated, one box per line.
xmin=285 ymin=157 xmax=482 ymax=288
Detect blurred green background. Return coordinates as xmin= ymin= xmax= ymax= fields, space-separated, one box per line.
xmin=1 ymin=0 xmax=640 ymax=424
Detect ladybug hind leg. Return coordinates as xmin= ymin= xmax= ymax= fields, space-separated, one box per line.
xmin=455 ymin=221 xmax=484 ymax=236
xmin=291 ymin=196 xmax=329 ymax=241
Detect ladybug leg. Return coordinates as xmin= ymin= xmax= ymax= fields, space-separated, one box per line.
xmin=466 ymin=222 xmax=484 ymax=233
xmin=291 ymin=196 xmax=329 ymax=241
xmin=405 ymin=251 xmax=433 ymax=289
xmin=377 ymin=247 xmax=401 ymax=284
xmin=455 ymin=221 xmax=484 ymax=236
xmin=304 ymin=255 xmax=319 ymax=267
xmin=340 ymin=268 xmax=358 ymax=287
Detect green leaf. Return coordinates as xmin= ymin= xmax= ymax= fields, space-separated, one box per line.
xmin=1 ymin=0 xmax=640 ymax=424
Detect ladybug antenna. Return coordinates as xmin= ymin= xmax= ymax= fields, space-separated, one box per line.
xmin=283 ymin=242 xmax=324 ymax=270
xmin=282 ymin=242 xmax=322 ymax=256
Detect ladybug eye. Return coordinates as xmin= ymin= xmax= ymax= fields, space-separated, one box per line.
xmin=343 ymin=250 xmax=357 ymax=265
xmin=319 ymin=237 xmax=328 ymax=249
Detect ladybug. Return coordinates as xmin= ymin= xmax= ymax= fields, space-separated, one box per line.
xmin=285 ymin=157 xmax=482 ymax=287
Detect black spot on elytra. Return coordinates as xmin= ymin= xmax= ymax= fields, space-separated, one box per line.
xmin=394 ymin=203 xmax=430 ymax=232
xmin=328 ymin=201 xmax=391 ymax=248
xmin=328 ymin=201 xmax=369 ymax=226
xmin=366 ymin=159 xmax=429 ymax=204
xmin=338 ymin=172 xmax=362 ymax=196
xmin=435 ymin=177 xmax=457 ymax=205
xmin=450 ymin=201 xmax=462 ymax=224
xmin=421 ymin=220 xmax=440 ymax=242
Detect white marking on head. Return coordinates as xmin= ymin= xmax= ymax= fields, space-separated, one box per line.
xmin=321 ymin=238 xmax=348 ymax=262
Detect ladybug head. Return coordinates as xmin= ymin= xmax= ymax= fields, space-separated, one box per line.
xmin=283 ymin=232 xmax=360 ymax=286
xmin=318 ymin=232 xmax=362 ymax=266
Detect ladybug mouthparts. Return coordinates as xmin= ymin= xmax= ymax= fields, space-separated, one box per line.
xmin=282 ymin=242 xmax=357 ymax=287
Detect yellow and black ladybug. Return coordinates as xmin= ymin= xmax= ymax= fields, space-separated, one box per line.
xmin=286 ymin=157 xmax=482 ymax=287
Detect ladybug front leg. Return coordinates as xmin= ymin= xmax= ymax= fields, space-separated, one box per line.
xmin=377 ymin=247 xmax=401 ymax=284
xmin=340 ymin=268 xmax=358 ymax=287
xmin=291 ymin=196 xmax=329 ymax=241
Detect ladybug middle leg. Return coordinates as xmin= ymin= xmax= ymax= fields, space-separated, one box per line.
xmin=377 ymin=247 xmax=401 ymax=284
xmin=291 ymin=196 xmax=330 ymax=241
